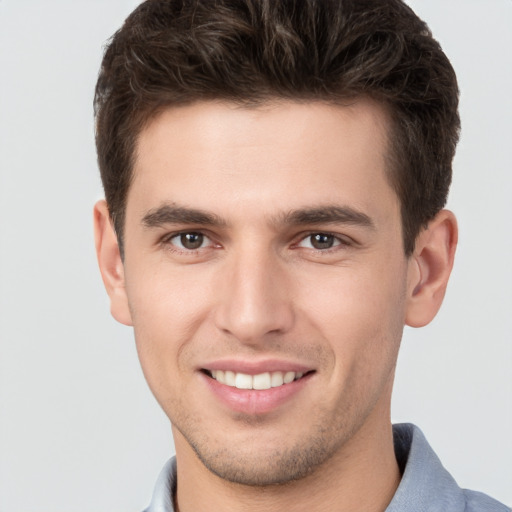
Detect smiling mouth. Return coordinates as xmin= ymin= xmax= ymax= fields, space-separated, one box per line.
xmin=203 ymin=369 xmax=312 ymax=390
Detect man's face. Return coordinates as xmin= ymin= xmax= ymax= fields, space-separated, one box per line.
xmin=120 ymin=100 xmax=415 ymax=485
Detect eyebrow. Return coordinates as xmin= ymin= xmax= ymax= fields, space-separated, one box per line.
xmin=142 ymin=203 xmax=374 ymax=230
xmin=277 ymin=206 xmax=375 ymax=229
xmin=142 ymin=203 xmax=227 ymax=228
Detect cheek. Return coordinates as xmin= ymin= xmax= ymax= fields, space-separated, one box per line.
xmin=296 ymin=261 xmax=407 ymax=368
xmin=126 ymin=258 xmax=214 ymax=334
xmin=298 ymin=258 xmax=407 ymax=323
xmin=124 ymin=262 xmax=215 ymax=397
xmin=299 ymin=267 xmax=406 ymax=423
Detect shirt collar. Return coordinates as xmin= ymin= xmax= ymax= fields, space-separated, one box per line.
xmin=386 ymin=423 xmax=466 ymax=511
xmin=143 ymin=458 xmax=177 ymax=512
xmin=143 ymin=424 xmax=466 ymax=512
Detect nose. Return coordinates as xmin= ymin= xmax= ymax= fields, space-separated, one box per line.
xmin=213 ymin=247 xmax=295 ymax=345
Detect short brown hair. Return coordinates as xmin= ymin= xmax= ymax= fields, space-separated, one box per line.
xmin=94 ymin=0 xmax=459 ymax=255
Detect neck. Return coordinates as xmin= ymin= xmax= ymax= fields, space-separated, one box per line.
xmin=173 ymin=410 xmax=400 ymax=512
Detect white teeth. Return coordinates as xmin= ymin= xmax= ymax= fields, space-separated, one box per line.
xmin=283 ymin=371 xmax=295 ymax=384
xmin=210 ymin=370 xmax=305 ymax=390
xmin=271 ymin=372 xmax=284 ymax=387
xmin=235 ymin=373 xmax=253 ymax=389
xmin=224 ymin=370 xmax=236 ymax=386
xmin=253 ymin=372 xmax=271 ymax=390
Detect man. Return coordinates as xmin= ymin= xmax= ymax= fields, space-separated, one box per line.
xmin=93 ymin=1 xmax=509 ymax=510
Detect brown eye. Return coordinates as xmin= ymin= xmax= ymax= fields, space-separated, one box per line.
xmin=310 ymin=233 xmax=336 ymax=249
xmin=170 ymin=232 xmax=207 ymax=250
xmin=298 ymin=233 xmax=341 ymax=250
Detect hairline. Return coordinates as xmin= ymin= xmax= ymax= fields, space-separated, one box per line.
xmin=111 ymin=96 xmax=413 ymax=258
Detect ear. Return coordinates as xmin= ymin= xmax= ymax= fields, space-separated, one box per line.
xmin=405 ymin=210 xmax=458 ymax=328
xmin=93 ymin=200 xmax=133 ymax=326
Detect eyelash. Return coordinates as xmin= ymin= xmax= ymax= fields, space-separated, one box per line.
xmin=160 ymin=231 xmax=218 ymax=254
xmin=294 ymin=232 xmax=352 ymax=252
xmin=159 ymin=230 xmax=354 ymax=255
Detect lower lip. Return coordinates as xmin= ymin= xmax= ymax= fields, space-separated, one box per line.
xmin=201 ymin=372 xmax=312 ymax=415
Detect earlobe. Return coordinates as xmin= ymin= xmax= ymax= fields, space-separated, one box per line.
xmin=93 ymin=200 xmax=133 ymax=326
xmin=405 ymin=210 xmax=458 ymax=328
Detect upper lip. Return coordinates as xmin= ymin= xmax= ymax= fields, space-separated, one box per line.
xmin=199 ymin=359 xmax=314 ymax=375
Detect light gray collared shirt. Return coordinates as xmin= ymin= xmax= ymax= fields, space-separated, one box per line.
xmin=143 ymin=424 xmax=510 ymax=512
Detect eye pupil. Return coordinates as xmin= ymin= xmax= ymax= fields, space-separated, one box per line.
xmin=311 ymin=233 xmax=334 ymax=249
xmin=180 ymin=232 xmax=204 ymax=249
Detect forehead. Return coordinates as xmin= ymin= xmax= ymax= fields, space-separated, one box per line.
xmin=129 ymin=99 xmax=397 ymax=222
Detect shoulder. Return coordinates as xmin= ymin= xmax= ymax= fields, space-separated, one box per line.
xmin=463 ymin=489 xmax=511 ymax=512
xmin=141 ymin=458 xmax=177 ymax=512
xmin=389 ymin=424 xmax=510 ymax=512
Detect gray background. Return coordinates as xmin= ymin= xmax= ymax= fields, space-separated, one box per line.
xmin=0 ymin=1 xmax=511 ymax=510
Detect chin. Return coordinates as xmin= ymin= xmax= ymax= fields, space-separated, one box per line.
xmin=183 ymin=426 xmax=344 ymax=487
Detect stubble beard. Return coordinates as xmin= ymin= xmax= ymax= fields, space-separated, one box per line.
xmin=172 ymin=403 xmax=363 ymax=487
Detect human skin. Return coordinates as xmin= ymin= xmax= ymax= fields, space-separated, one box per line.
xmin=95 ymin=100 xmax=457 ymax=512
